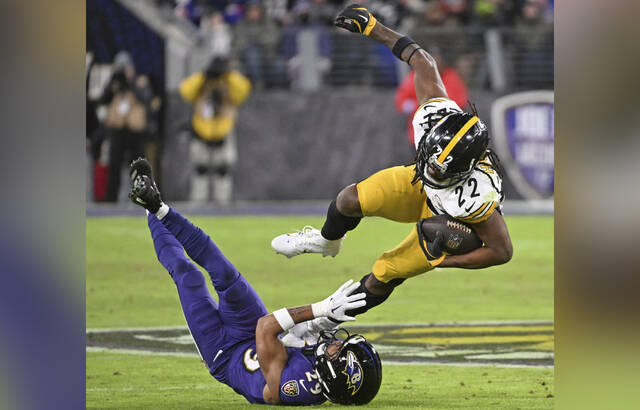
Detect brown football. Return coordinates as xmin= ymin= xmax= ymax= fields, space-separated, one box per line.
xmin=419 ymin=214 xmax=482 ymax=255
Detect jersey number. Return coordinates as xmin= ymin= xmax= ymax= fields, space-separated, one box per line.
xmin=455 ymin=178 xmax=480 ymax=207
xmin=243 ymin=348 xmax=260 ymax=372
xmin=302 ymin=371 xmax=322 ymax=395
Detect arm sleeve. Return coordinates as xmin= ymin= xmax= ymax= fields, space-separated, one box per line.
xmin=227 ymin=71 xmax=252 ymax=106
xmin=179 ymin=72 xmax=206 ymax=103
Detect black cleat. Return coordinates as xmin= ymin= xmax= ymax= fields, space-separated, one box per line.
xmin=129 ymin=158 xmax=162 ymax=213
xmin=130 ymin=157 xmax=154 ymax=181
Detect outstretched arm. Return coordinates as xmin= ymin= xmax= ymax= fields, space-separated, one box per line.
xmin=256 ymin=280 xmax=366 ymax=404
xmin=335 ymin=4 xmax=448 ymax=105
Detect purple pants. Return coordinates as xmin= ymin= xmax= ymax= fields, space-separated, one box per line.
xmin=147 ymin=210 xmax=268 ymax=375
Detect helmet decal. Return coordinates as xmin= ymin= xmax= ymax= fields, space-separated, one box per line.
xmin=313 ymin=329 xmax=382 ymax=405
xmin=341 ymin=350 xmax=364 ymax=396
xmin=437 ymin=116 xmax=479 ymax=163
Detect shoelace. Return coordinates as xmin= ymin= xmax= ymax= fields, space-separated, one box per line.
xmin=292 ymin=225 xmax=318 ymax=248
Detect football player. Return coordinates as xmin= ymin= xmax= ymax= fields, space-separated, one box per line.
xmin=272 ymin=4 xmax=513 ymax=331
xmin=128 ymin=158 xmax=382 ymax=405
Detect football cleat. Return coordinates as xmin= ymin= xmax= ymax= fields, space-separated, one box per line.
xmin=128 ymin=158 xmax=162 ymax=213
xmin=271 ymin=226 xmax=343 ymax=258
xmin=130 ymin=157 xmax=154 ymax=181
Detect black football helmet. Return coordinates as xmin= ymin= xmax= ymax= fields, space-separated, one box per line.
xmin=413 ymin=112 xmax=489 ymax=189
xmin=313 ymin=328 xmax=382 ymax=405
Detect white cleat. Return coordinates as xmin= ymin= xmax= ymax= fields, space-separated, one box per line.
xmin=271 ymin=226 xmax=343 ymax=258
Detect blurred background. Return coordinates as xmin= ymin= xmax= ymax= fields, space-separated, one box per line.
xmin=86 ymin=0 xmax=553 ymax=213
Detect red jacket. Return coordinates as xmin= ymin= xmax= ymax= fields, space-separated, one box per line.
xmin=394 ymin=69 xmax=469 ymax=143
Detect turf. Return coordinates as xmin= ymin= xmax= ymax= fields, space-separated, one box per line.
xmin=87 ymin=352 xmax=554 ymax=409
xmin=87 ymin=215 xmax=553 ymax=328
xmin=86 ymin=214 xmax=553 ymax=408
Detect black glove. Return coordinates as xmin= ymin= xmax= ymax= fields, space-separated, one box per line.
xmin=334 ymin=4 xmax=377 ymax=36
xmin=425 ymin=231 xmax=444 ymax=262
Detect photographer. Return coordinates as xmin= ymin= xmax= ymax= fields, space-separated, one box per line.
xmin=179 ymin=56 xmax=251 ymax=203
xmin=99 ymin=51 xmax=160 ymax=202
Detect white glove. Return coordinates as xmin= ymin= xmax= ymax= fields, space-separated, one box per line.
xmin=281 ymin=317 xmax=339 ymax=348
xmin=311 ymin=279 xmax=366 ymax=322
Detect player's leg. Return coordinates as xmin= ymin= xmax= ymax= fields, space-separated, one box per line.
xmin=338 ymin=165 xmax=437 ymax=317
xmin=146 ymin=211 xmax=226 ymax=371
xmin=344 ymin=224 xmax=440 ymax=318
xmin=271 ymin=165 xmax=425 ymax=258
xmin=130 ymin=157 xmax=268 ymax=338
xmin=321 ymin=164 xmax=426 ymax=237
xmin=159 ymin=207 xmax=268 ymax=336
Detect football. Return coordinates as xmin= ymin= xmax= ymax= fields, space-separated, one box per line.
xmin=419 ymin=214 xmax=482 ymax=255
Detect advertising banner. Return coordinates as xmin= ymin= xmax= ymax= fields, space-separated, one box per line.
xmin=491 ymin=91 xmax=554 ymax=199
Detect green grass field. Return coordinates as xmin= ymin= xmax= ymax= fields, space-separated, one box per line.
xmin=87 ymin=214 xmax=553 ymax=408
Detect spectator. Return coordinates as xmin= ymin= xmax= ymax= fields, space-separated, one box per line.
xmin=423 ymin=0 xmax=460 ymax=28
xmin=282 ymin=1 xmax=333 ymax=90
xmin=179 ymin=56 xmax=251 ymax=203
xmin=439 ymin=0 xmax=470 ymax=25
xmin=98 ymin=51 xmax=160 ymax=202
xmin=233 ymin=2 xmax=284 ymax=88
xmin=199 ymin=10 xmax=232 ymax=56
xmin=394 ymin=47 xmax=468 ymax=144
xmin=513 ymin=0 xmax=553 ymax=89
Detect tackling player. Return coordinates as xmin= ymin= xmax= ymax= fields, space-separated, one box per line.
xmin=128 ymin=158 xmax=382 ymax=405
xmin=272 ymin=4 xmax=513 ymax=331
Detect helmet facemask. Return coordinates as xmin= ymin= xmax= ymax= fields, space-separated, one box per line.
xmin=313 ymin=328 xmax=381 ymax=405
xmin=413 ymin=112 xmax=488 ymax=190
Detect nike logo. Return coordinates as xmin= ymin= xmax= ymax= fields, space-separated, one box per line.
xmin=331 ymin=306 xmax=339 ymax=314
xmin=299 ymin=379 xmax=308 ymax=392
xmin=212 ymin=349 xmax=223 ymax=363
xmin=136 ymin=197 xmax=147 ymax=205
xmin=464 ymin=202 xmax=476 ymax=213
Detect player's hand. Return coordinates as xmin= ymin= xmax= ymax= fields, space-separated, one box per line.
xmin=312 ymin=279 xmax=366 ymax=322
xmin=425 ymin=231 xmax=444 ymax=261
xmin=334 ymin=4 xmax=377 ymax=36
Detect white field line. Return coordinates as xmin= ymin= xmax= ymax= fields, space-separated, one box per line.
xmin=87 ymin=347 xmax=553 ymax=369
xmin=86 ymin=320 xmax=554 ymax=333
xmin=87 ymin=384 xmax=218 ymax=392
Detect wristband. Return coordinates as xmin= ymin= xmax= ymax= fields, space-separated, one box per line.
xmin=406 ymin=47 xmax=422 ymax=65
xmin=273 ymin=308 xmax=295 ymax=331
xmin=392 ymin=36 xmax=416 ymax=60
xmin=311 ymin=301 xmax=326 ymax=319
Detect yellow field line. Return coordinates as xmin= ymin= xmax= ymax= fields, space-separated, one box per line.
xmin=390 ymin=335 xmax=554 ymax=345
xmin=387 ymin=326 xmax=554 ymax=334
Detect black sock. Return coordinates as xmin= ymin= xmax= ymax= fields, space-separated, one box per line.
xmin=341 ymin=274 xmax=405 ymax=319
xmin=321 ymin=199 xmax=362 ymax=240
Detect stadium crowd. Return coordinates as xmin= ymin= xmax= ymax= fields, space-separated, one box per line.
xmin=159 ymin=0 xmax=553 ymax=29
xmin=155 ymin=0 xmax=553 ymax=89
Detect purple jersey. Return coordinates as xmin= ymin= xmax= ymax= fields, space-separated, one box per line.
xmin=148 ymin=210 xmax=326 ymax=406
xmin=224 ymin=340 xmax=326 ymax=405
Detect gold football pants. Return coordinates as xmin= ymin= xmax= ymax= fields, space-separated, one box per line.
xmin=356 ymin=165 xmax=444 ymax=283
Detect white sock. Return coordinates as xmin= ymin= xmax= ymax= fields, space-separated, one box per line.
xmin=155 ymin=203 xmax=170 ymax=219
